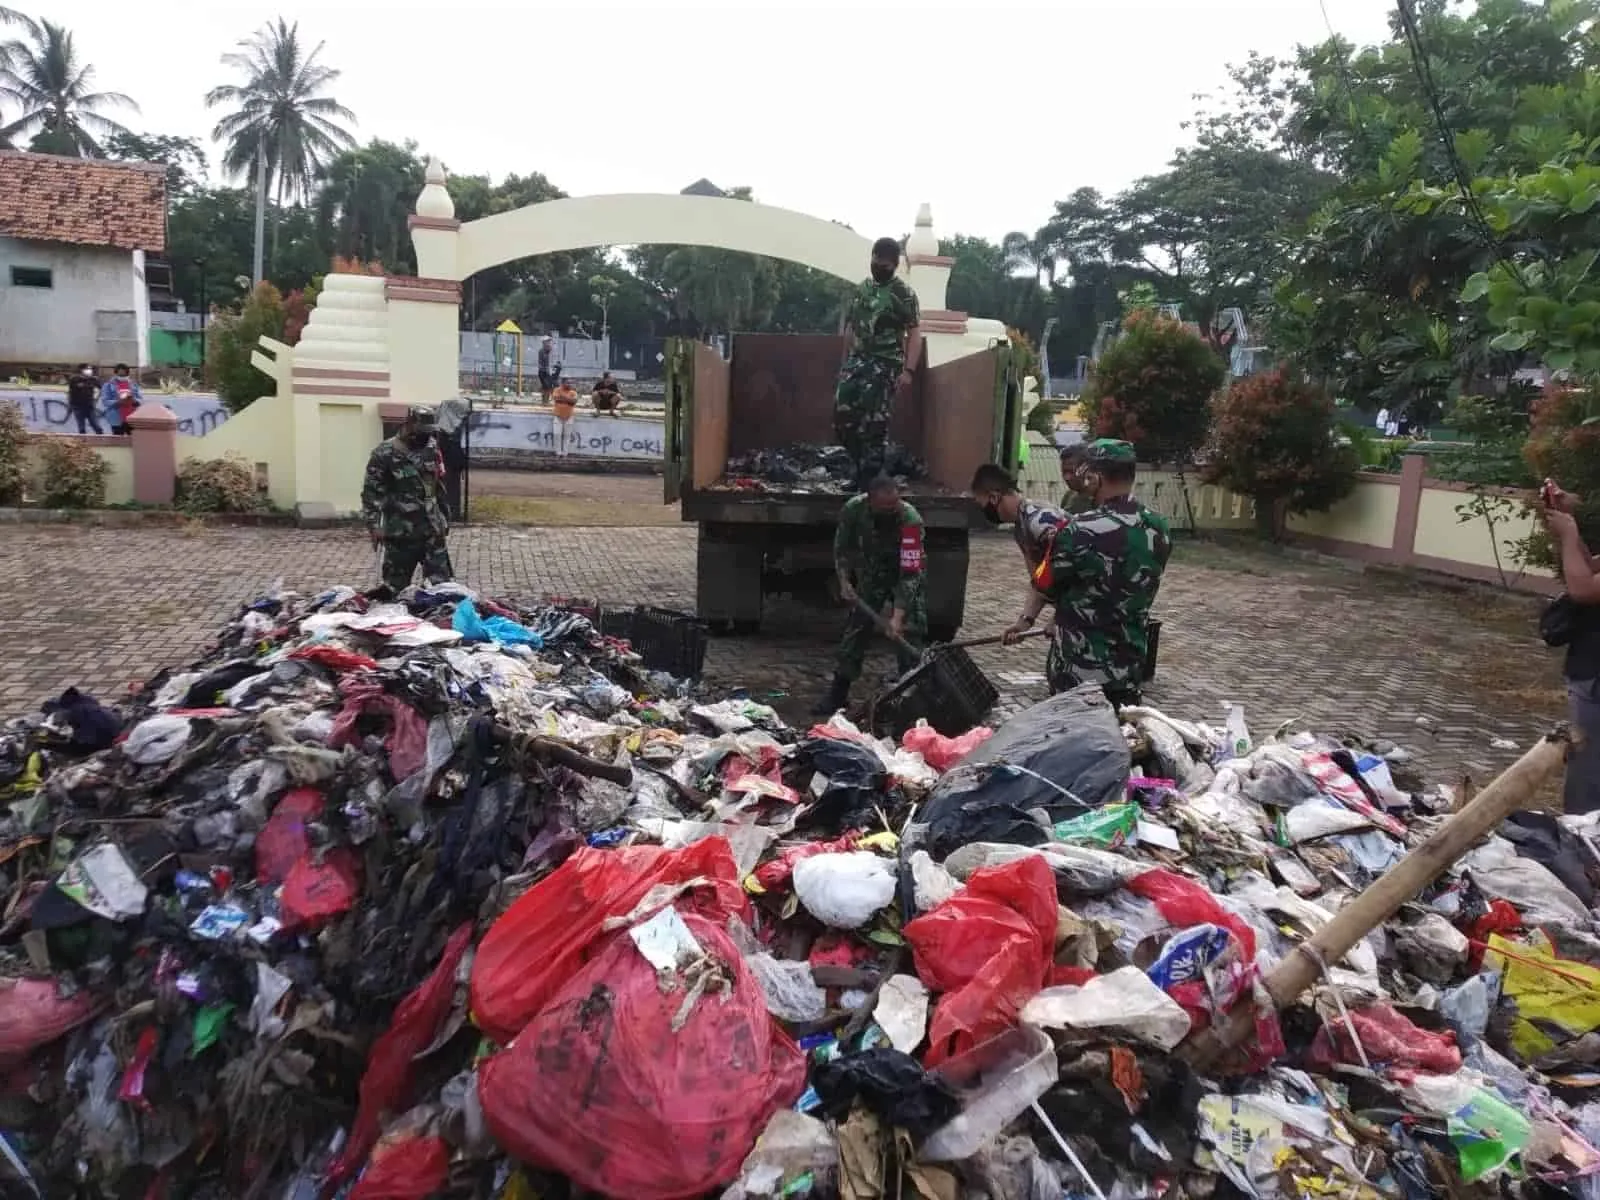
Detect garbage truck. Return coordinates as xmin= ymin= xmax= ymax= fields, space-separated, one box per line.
xmin=662 ymin=333 xmax=1023 ymax=640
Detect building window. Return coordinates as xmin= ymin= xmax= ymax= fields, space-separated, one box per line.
xmin=9 ymin=266 xmax=52 ymax=289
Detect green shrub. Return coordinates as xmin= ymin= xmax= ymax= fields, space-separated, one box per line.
xmin=176 ymin=454 xmax=263 ymax=513
xmin=1082 ymin=310 xmax=1225 ymax=462
xmin=207 ymin=282 xmax=287 ymax=413
xmin=0 ymin=403 xmax=26 ymax=506
xmin=1203 ymin=369 xmax=1359 ymax=539
xmin=37 ymin=438 xmax=110 ymax=508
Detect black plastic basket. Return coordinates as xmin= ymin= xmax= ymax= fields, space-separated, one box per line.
xmin=869 ymin=645 xmax=999 ymax=740
xmin=602 ymin=606 xmax=708 ymax=679
xmin=1144 ymin=618 xmax=1162 ymax=683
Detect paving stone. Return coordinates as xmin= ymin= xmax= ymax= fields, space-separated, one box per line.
xmin=0 ymin=522 xmax=1564 ymax=782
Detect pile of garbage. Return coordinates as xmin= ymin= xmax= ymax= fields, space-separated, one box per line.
xmin=718 ymin=443 xmax=929 ymax=494
xmin=3 ymin=585 xmax=1599 ymax=1199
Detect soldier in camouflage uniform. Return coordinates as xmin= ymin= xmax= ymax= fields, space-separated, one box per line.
xmin=815 ymin=476 xmax=929 ymax=715
xmin=1059 ymin=444 xmax=1095 ymax=515
xmin=968 ymin=463 xmax=1066 ymax=643
xmin=1030 ymin=439 xmax=1171 ymax=707
xmin=834 ymin=237 xmax=922 ymax=485
xmin=361 ymin=406 xmax=454 ymax=592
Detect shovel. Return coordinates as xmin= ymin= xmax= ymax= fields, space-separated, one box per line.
xmin=850 ymin=599 xmax=1046 ymax=737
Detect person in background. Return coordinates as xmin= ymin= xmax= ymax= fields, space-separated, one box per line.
xmin=101 ymin=363 xmax=140 ymax=435
xmin=592 ymin=371 xmax=623 ymax=413
xmin=968 ymin=463 xmax=1065 ymax=645
xmin=550 ymin=379 xmax=580 ymax=457
xmin=1540 ymin=479 xmax=1600 ymax=813
xmin=361 ymin=406 xmax=453 ymax=592
xmin=815 ymin=475 xmax=927 ymax=715
xmin=537 ymin=335 xmax=560 ymax=401
xmin=67 ymin=364 xmax=102 ymax=434
xmin=834 ymin=237 xmax=921 ymax=485
xmin=1031 ymin=438 xmax=1171 ymax=707
xmin=1059 ymin=443 xmax=1094 ymax=514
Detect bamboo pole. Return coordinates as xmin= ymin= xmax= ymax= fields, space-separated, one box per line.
xmin=1185 ymin=727 xmax=1571 ymax=1069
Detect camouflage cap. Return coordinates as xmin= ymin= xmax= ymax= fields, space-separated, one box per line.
xmin=1084 ymin=438 xmax=1137 ymax=466
xmin=407 ymin=405 xmax=438 ymax=431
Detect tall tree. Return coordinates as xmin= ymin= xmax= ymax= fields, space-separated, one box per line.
xmin=103 ymin=130 xmax=208 ymax=198
xmin=206 ymin=18 xmax=356 ymax=273
xmin=0 ymin=16 xmax=136 ymax=156
xmin=316 ymin=138 xmax=426 ymax=271
xmin=1001 ymin=227 xmax=1058 ymax=286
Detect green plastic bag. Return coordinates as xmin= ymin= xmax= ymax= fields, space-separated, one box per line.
xmin=1052 ymin=803 xmax=1140 ymax=848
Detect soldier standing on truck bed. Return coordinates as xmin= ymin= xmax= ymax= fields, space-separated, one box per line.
xmin=362 ymin=406 xmax=455 ymax=592
xmin=834 ymin=237 xmax=922 ymax=485
xmin=1029 ymin=439 xmax=1171 ymax=708
xmin=815 ymin=476 xmax=928 ymax=715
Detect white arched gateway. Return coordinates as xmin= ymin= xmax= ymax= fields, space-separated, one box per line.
xmin=217 ymin=161 xmax=997 ymax=516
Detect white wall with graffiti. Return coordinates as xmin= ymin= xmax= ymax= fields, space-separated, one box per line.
xmin=4 ymin=390 xmax=231 ymax=438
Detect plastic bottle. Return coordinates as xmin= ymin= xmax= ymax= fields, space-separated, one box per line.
xmin=1224 ymin=703 xmax=1252 ymax=759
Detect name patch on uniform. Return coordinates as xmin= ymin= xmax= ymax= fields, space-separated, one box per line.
xmin=899 ymin=525 xmax=924 ymax=573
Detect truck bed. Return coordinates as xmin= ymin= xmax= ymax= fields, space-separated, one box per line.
xmin=682 ymin=481 xmax=977 ymax=527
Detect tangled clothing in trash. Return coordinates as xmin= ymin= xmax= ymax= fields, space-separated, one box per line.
xmin=3 ymin=593 xmax=1600 ymax=1200
xmin=717 ymin=441 xmax=930 ymax=494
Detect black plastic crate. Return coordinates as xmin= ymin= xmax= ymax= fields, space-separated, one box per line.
xmin=601 ymin=606 xmax=708 ymax=679
xmin=871 ymin=646 xmax=999 ymax=740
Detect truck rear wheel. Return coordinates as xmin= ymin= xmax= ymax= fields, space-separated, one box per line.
xmin=696 ymin=524 xmax=764 ymax=633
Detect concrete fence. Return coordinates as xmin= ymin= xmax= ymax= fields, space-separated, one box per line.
xmin=1018 ymin=434 xmax=1554 ymax=593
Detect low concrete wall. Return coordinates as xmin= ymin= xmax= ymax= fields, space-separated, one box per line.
xmin=23 ymin=435 xmax=134 ymax=505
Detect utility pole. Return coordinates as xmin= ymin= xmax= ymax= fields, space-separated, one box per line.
xmin=251 ymin=144 xmax=267 ymax=288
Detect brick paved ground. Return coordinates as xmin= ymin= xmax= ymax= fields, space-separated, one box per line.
xmin=0 ymin=512 xmax=1563 ymax=782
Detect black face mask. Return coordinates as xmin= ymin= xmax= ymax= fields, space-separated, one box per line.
xmin=407 ymin=432 xmax=433 ymax=449
xmin=870 ymin=263 xmax=895 ymax=284
xmin=982 ymin=500 xmax=1002 ymax=526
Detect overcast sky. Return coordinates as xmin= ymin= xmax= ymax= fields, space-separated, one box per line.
xmin=43 ymin=0 xmax=1395 ymax=241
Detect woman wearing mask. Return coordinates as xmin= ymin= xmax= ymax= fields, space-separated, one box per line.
xmin=1541 ymin=479 xmax=1600 ymax=813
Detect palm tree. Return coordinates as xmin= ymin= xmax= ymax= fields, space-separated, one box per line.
xmin=0 ymin=15 xmax=137 ymax=156
xmin=1002 ymin=228 xmax=1059 ymax=288
xmin=206 ymin=18 xmax=356 ymax=279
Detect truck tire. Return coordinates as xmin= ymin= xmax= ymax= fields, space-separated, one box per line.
xmin=923 ymin=527 xmax=970 ymax=639
xmin=696 ymin=523 xmax=764 ymax=633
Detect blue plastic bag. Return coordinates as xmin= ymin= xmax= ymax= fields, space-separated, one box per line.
xmin=453 ymin=600 xmax=543 ymax=647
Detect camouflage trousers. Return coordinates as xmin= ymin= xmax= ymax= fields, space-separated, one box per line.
xmin=837 ymin=581 xmax=926 ymax=682
xmin=1045 ymin=630 xmax=1144 ymax=709
xmin=833 ymin=355 xmax=899 ymax=484
xmin=382 ymin=535 xmax=454 ymax=592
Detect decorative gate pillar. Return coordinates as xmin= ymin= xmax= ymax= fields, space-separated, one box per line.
xmin=393 ymin=159 xmax=466 ymax=407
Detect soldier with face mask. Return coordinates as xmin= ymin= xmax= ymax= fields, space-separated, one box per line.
xmin=815 ymin=475 xmax=928 ymax=715
xmin=361 ymin=406 xmax=454 ymax=592
xmin=833 ymin=237 xmax=922 ymax=485
xmin=969 ymin=463 xmax=1065 ymax=647
xmin=1031 ymin=439 xmax=1171 ymax=707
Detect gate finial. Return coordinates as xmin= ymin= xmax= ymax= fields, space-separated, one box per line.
xmin=416 ymin=158 xmax=455 ymax=220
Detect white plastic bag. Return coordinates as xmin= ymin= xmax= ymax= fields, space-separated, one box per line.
xmin=1020 ymin=966 xmax=1192 ymax=1050
xmin=124 ymin=714 xmax=192 ymax=765
xmin=792 ymin=852 xmax=896 ymax=929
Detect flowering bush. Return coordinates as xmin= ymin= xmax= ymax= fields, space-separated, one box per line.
xmin=176 ymin=454 xmax=263 ymax=514
xmin=0 ymin=403 xmax=26 ymax=506
xmin=37 ymin=438 xmax=110 ymax=509
xmin=1081 ymin=310 xmax=1224 ymax=462
xmin=1521 ymin=381 xmax=1600 ymax=564
xmin=1202 ymin=369 xmax=1359 ymax=538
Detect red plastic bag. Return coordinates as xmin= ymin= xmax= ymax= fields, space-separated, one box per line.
xmin=326 ymin=923 xmax=472 ymax=1193
xmin=1126 ymin=869 xmax=1257 ymax=961
xmin=280 ymin=849 xmax=361 ymax=932
xmin=903 ymin=855 xmax=1058 ymax=1066
xmin=479 ymin=913 xmax=806 ymax=1200
xmin=470 ymin=839 xmax=751 ymax=1044
xmin=288 ymin=645 xmax=379 ymax=673
xmin=348 ymin=1133 xmax=448 ymax=1200
xmin=752 ymin=832 xmax=861 ymax=891
xmin=328 ymin=677 xmax=428 ymax=780
xmin=1307 ymin=1003 xmax=1461 ymax=1074
xmin=901 ymin=723 xmax=993 ymax=772
xmin=0 ymin=977 xmax=101 ymax=1066
xmin=256 ymin=788 xmax=324 ymax=884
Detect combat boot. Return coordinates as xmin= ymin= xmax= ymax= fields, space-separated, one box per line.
xmin=812 ymin=675 xmax=852 ymax=717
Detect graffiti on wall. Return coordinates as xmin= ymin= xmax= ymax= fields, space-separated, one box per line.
xmin=464 ymin=409 xmax=664 ymax=460
xmin=3 ymin=391 xmax=232 ymax=437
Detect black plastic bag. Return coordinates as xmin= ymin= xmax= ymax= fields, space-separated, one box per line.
xmin=813 ymin=1048 xmax=960 ymax=1141
xmin=914 ymin=687 xmax=1129 ymax=860
xmin=797 ymin=735 xmax=887 ymax=831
